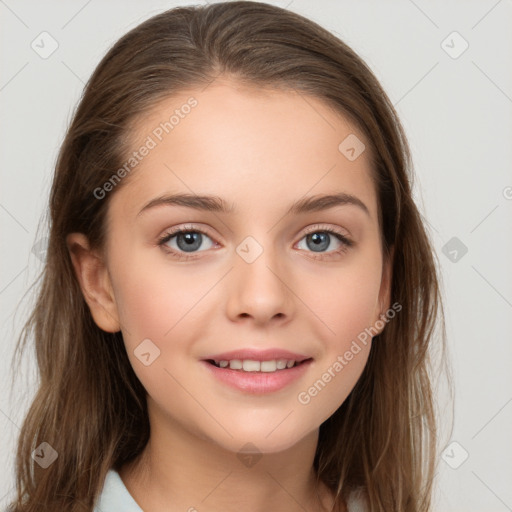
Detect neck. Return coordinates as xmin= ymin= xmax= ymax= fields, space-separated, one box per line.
xmin=118 ymin=399 xmax=341 ymax=512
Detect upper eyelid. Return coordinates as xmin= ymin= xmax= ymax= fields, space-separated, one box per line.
xmin=302 ymin=223 xmax=350 ymax=236
xmin=160 ymin=223 xmax=352 ymax=246
xmin=162 ymin=224 xmax=216 ymax=241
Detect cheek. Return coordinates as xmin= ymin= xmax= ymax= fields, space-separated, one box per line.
xmin=111 ymin=251 xmax=205 ymax=343
xmin=109 ymin=255 xmax=210 ymax=404
xmin=332 ymin=275 xmax=380 ymax=344
xmin=290 ymin=255 xmax=382 ymax=414
xmin=294 ymin=278 xmax=377 ymax=418
xmin=298 ymin=256 xmax=382 ymax=349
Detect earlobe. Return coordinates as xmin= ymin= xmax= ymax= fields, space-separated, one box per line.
xmin=66 ymin=233 xmax=121 ymax=333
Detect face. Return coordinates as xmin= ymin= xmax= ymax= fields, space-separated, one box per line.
xmin=77 ymin=78 xmax=391 ymax=455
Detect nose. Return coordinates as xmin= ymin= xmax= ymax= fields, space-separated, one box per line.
xmin=225 ymin=240 xmax=294 ymax=326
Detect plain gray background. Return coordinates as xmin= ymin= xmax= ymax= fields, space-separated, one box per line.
xmin=1 ymin=1 xmax=511 ymax=510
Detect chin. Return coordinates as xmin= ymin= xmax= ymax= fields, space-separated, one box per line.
xmin=204 ymin=421 xmax=317 ymax=456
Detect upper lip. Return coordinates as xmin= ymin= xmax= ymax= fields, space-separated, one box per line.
xmin=202 ymin=348 xmax=312 ymax=362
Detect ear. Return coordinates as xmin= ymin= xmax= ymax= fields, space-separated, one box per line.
xmin=66 ymin=232 xmax=121 ymax=333
xmin=373 ymin=245 xmax=394 ymax=334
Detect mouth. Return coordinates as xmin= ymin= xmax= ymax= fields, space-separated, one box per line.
xmin=201 ymin=357 xmax=314 ymax=394
xmin=203 ymin=357 xmax=313 ymax=373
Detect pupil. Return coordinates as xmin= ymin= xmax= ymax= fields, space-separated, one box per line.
xmin=177 ymin=232 xmax=202 ymax=252
xmin=308 ymin=232 xmax=329 ymax=252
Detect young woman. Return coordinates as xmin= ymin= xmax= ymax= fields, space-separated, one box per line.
xmin=7 ymin=2 xmax=450 ymax=511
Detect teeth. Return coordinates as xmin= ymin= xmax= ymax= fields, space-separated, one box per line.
xmin=214 ymin=358 xmax=299 ymax=372
xmin=260 ymin=360 xmax=276 ymax=372
xmin=243 ymin=360 xmax=260 ymax=372
xmin=229 ymin=359 xmax=243 ymax=370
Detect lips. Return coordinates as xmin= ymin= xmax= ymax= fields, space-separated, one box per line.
xmin=201 ymin=356 xmax=313 ymax=394
xmin=202 ymin=348 xmax=311 ymax=363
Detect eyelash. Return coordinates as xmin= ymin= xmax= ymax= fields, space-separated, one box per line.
xmin=156 ymin=223 xmax=354 ymax=261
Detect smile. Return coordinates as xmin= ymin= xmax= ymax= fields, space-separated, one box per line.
xmin=207 ymin=358 xmax=308 ymax=372
xmin=202 ymin=358 xmax=313 ymax=394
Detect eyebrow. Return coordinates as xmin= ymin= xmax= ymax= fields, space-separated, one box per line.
xmin=137 ymin=192 xmax=370 ymax=217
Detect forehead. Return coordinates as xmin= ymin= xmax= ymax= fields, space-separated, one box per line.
xmin=109 ymin=78 xmax=378 ymax=222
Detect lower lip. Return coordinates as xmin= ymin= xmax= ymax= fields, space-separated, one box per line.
xmin=201 ymin=359 xmax=313 ymax=394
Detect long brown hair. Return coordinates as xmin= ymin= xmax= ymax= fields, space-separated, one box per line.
xmin=7 ymin=2 xmax=452 ymax=511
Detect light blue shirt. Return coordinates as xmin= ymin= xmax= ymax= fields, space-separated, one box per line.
xmin=94 ymin=468 xmax=367 ymax=512
xmin=94 ymin=469 xmax=142 ymax=512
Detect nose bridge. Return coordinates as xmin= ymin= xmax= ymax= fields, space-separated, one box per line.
xmin=227 ymin=233 xmax=292 ymax=322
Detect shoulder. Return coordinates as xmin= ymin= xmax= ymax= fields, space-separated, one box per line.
xmin=94 ymin=469 xmax=368 ymax=512
xmin=346 ymin=486 xmax=368 ymax=512
xmin=94 ymin=468 xmax=143 ymax=512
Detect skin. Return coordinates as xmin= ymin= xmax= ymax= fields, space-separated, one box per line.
xmin=67 ymin=77 xmax=391 ymax=512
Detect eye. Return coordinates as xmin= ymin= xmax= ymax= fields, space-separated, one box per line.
xmin=157 ymin=224 xmax=217 ymax=260
xmin=296 ymin=225 xmax=354 ymax=259
xmin=157 ymin=223 xmax=354 ymax=261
